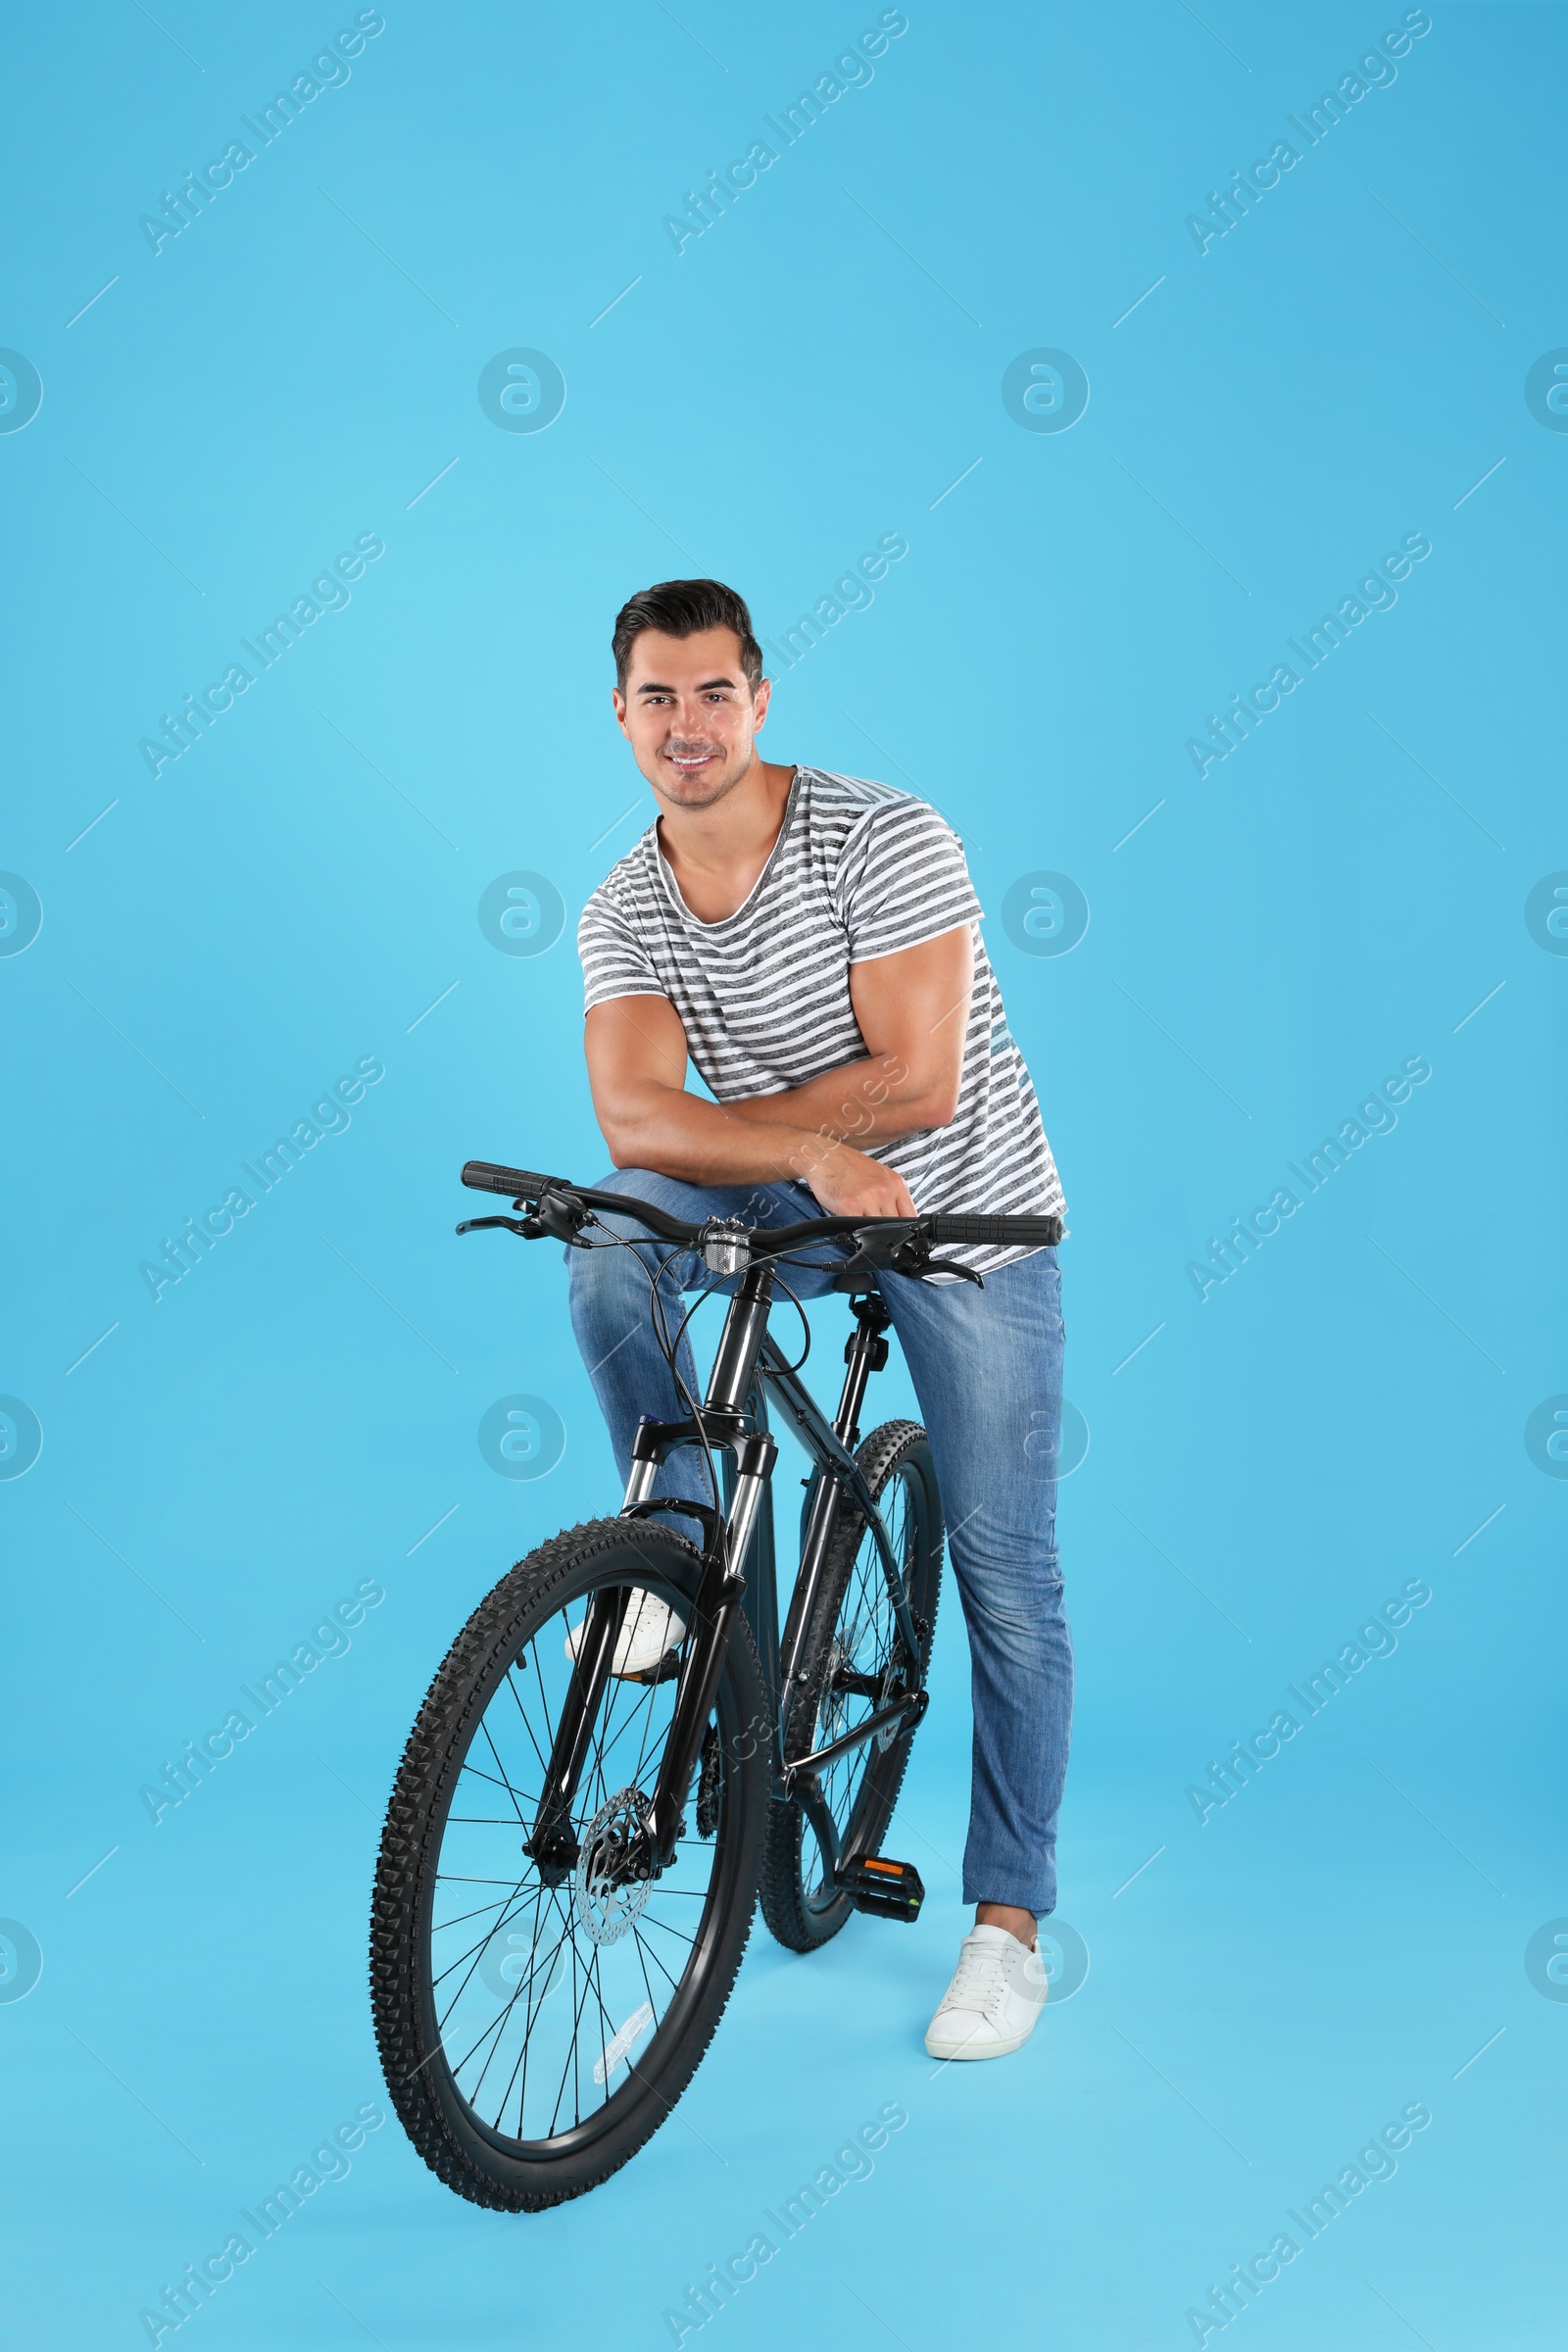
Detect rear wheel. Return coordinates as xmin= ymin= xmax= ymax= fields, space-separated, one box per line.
xmin=760 ymin=1422 xmax=943 ymax=1953
xmin=370 ymin=1520 xmax=767 ymax=2210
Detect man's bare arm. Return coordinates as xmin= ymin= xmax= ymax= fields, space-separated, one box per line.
xmin=583 ymin=994 xmax=917 ymax=1216
xmin=722 ymin=926 xmax=973 ymax=1146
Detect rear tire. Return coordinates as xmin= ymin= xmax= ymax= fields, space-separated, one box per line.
xmin=370 ymin=1519 xmax=767 ymax=2210
xmin=760 ymin=1422 xmax=943 ymax=1953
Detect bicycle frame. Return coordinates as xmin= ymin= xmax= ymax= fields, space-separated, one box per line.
xmin=525 ymin=1256 xmax=928 ymax=1884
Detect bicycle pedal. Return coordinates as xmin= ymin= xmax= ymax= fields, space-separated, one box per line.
xmin=837 ymin=1855 xmax=925 ymax=1923
xmin=620 ymin=1647 xmax=683 ymax=1687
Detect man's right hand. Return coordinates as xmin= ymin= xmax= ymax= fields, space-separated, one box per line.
xmin=799 ymin=1140 xmax=917 ymax=1220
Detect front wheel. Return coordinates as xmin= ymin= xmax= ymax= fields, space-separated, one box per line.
xmin=760 ymin=1421 xmax=944 ymax=1953
xmin=370 ymin=1519 xmax=768 ymax=2210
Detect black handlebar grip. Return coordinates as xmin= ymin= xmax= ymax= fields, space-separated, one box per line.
xmin=461 ymin=1160 xmax=563 ymax=1199
xmin=922 ymin=1213 xmax=1063 ymax=1247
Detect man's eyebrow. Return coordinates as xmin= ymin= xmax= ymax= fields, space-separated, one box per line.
xmin=635 ymin=675 xmax=737 ymax=694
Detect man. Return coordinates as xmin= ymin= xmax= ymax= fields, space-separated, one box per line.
xmin=568 ymin=577 xmax=1070 ymax=2062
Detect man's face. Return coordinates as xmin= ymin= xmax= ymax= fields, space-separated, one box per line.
xmin=612 ymin=627 xmax=772 ymax=810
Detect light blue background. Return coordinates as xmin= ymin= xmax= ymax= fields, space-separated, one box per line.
xmin=3 ymin=4 xmax=1563 ymax=2346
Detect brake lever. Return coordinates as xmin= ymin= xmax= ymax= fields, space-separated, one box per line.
xmin=895 ymin=1246 xmax=984 ymax=1288
xmin=458 ymin=1189 xmax=595 ymax=1248
xmin=844 ymin=1222 xmax=985 ymax=1287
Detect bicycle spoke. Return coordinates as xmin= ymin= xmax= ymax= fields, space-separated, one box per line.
xmin=635 ymin=1912 xmax=699 ymax=1950
xmin=624 ymin=1662 xmax=676 ymax=1789
xmin=430 ymin=1859 xmax=553 ymax=1998
xmin=437 ymin=1880 xmax=558 ymax=2046
xmin=457 ymin=1755 xmax=542 ymax=1803
xmin=588 ymin=1941 xmax=612 ymax=2125
xmin=432 ymin=1898 xmax=529 ymax=1993
xmin=468 ymin=1897 xmax=572 ymax=2109
xmin=791 ymin=1456 xmax=926 ymax=1910
xmin=434 ymin=1873 xmax=537 ymax=1886
xmin=444 ymin=1814 xmax=540 ymax=1825
xmin=487 ymin=1887 xmax=568 ymax=2090
xmin=547 ymin=1930 xmax=595 ymax=2140
xmin=631 ymin=1925 xmax=685 ymax=1994
xmin=524 ymin=1632 xmax=560 ymax=1765
xmin=478 ymin=1719 xmax=528 ymax=1826
xmin=432 ymin=1893 xmax=523 ymax=1937
xmin=475 ymin=1895 xmax=564 ymax=2125
xmin=504 ymin=1662 xmax=556 ymax=1783
xmin=506 ymin=1883 xmax=567 ymax=2136
xmin=586 ymin=1679 xmax=652 ymax=1797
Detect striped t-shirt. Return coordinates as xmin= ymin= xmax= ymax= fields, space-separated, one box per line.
xmin=577 ymin=769 xmax=1065 ymax=1271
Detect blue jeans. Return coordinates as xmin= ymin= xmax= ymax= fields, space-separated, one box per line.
xmin=566 ymin=1170 xmax=1072 ymax=1918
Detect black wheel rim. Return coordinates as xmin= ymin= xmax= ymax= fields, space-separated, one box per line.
xmin=417 ymin=1569 xmax=742 ymax=2155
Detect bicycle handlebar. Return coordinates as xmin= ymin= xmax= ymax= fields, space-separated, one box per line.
xmin=460 ymin=1161 xmax=1061 ymax=1254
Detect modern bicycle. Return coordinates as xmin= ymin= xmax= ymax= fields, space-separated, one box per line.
xmin=368 ymin=1160 xmax=1061 ymax=2210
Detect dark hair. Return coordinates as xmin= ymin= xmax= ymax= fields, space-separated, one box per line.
xmin=612 ymin=578 xmax=763 ymax=694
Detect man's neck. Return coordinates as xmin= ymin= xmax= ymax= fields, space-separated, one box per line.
xmin=655 ymin=758 xmax=797 ymax=923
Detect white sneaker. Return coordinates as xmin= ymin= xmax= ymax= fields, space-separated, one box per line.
xmin=564 ymin=1589 xmax=685 ymax=1679
xmin=924 ymin=1925 xmax=1049 ymax=2061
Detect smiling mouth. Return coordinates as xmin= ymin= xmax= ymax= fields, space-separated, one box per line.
xmin=664 ymin=749 xmax=719 ymax=771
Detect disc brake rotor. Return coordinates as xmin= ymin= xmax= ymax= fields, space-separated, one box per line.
xmin=573 ymin=1788 xmax=655 ymax=1946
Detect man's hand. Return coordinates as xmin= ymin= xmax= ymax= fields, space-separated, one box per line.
xmin=798 ymin=1140 xmax=916 ymax=1219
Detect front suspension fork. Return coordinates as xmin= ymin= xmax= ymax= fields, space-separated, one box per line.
xmin=526 ymin=1423 xmax=776 ymax=1879
xmin=523 ymin=1584 xmax=631 ymax=1881
xmin=640 ymin=1425 xmax=773 ymax=1865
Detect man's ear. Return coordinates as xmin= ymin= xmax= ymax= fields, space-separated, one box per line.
xmin=751 ymin=676 xmax=771 ymax=729
xmin=611 ymin=687 xmax=629 ymax=734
